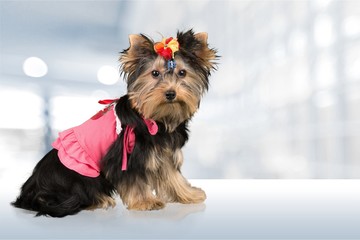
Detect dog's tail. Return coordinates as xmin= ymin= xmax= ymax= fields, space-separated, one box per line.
xmin=12 ymin=149 xmax=116 ymax=217
xmin=11 ymin=149 xmax=85 ymax=218
xmin=12 ymin=178 xmax=83 ymax=218
xmin=12 ymin=192 xmax=83 ymax=218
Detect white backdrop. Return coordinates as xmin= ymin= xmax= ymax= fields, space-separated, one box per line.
xmin=1 ymin=0 xmax=360 ymax=179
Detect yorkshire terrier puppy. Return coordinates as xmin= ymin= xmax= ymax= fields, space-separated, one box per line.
xmin=12 ymin=29 xmax=218 ymax=217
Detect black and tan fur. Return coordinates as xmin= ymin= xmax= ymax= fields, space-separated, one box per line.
xmin=12 ymin=29 xmax=218 ymax=217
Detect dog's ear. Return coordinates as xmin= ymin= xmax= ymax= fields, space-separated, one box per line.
xmin=193 ymin=32 xmax=218 ymax=70
xmin=194 ymin=32 xmax=212 ymax=58
xmin=120 ymin=34 xmax=155 ymax=77
xmin=194 ymin=32 xmax=208 ymax=43
xmin=127 ymin=34 xmax=153 ymax=54
xmin=129 ymin=34 xmax=143 ymax=46
xmin=177 ymin=30 xmax=218 ymax=72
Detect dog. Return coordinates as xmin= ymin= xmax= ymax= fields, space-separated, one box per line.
xmin=12 ymin=29 xmax=218 ymax=217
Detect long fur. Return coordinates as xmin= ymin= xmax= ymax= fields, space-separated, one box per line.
xmin=12 ymin=149 xmax=115 ymax=217
xmin=101 ymin=95 xmax=189 ymax=184
xmin=12 ymin=29 xmax=218 ymax=217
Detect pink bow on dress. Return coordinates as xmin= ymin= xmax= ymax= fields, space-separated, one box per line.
xmin=121 ymin=119 xmax=158 ymax=170
xmin=97 ymin=98 xmax=158 ymax=171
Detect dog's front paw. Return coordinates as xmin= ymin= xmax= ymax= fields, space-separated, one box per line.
xmin=178 ymin=187 xmax=207 ymax=204
xmin=190 ymin=187 xmax=207 ymax=203
xmin=128 ymin=199 xmax=165 ymax=211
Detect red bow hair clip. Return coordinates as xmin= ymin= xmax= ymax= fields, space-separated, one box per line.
xmin=154 ymin=37 xmax=180 ymax=60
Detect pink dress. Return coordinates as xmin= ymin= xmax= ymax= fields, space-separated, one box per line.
xmin=52 ymin=104 xmax=119 ymax=177
xmin=52 ymin=99 xmax=158 ymax=178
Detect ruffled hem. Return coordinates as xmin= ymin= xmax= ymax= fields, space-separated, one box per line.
xmin=52 ymin=128 xmax=100 ymax=178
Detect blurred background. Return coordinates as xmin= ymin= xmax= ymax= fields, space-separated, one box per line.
xmin=1 ymin=0 xmax=360 ymax=179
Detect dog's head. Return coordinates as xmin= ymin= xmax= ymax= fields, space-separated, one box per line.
xmin=120 ymin=29 xmax=218 ymax=131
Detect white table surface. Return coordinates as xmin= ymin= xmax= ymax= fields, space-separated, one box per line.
xmin=1 ymin=179 xmax=359 ymax=239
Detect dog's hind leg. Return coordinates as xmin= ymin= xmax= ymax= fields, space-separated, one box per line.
xmin=86 ymin=195 xmax=116 ymax=210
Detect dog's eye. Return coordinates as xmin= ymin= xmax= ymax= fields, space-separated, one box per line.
xmin=178 ymin=69 xmax=187 ymax=78
xmin=151 ymin=70 xmax=160 ymax=78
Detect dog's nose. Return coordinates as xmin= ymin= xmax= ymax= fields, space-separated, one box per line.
xmin=165 ymin=90 xmax=176 ymax=101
